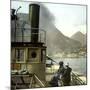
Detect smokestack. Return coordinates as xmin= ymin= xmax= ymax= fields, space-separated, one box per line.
xmin=29 ymin=4 xmax=40 ymax=43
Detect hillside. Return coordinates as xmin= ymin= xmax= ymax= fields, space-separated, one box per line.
xmin=71 ymin=31 xmax=86 ymax=47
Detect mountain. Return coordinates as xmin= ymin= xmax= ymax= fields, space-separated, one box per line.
xmin=71 ymin=31 xmax=86 ymax=47
xmin=45 ymin=27 xmax=81 ymax=55
xmin=12 ymin=4 xmax=81 ymax=55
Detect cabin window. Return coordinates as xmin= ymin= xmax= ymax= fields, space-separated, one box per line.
xmin=31 ymin=51 xmax=37 ymax=58
xmin=28 ymin=48 xmax=38 ymax=62
xmin=15 ymin=49 xmax=24 ymax=62
xmin=41 ymin=50 xmax=46 ymax=63
xmin=11 ymin=49 xmax=15 ymax=62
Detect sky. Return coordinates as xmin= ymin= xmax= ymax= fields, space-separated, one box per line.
xmin=11 ymin=0 xmax=87 ymax=37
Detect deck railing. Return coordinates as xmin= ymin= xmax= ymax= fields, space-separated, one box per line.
xmin=71 ymin=72 xmax=86 ymax=85
xmin=11 ymin=27 xmax=46 ymax=44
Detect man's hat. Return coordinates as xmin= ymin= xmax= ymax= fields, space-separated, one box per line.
xmin=59 ymin=61 xmax=63 ymax=65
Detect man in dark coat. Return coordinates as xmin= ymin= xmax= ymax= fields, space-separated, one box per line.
xmin=62 ymin=64 xmax=72 ymax=86
xmin=57 ymin=61 xmax=65 ymax=86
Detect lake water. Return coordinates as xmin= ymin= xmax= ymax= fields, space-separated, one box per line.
xmin=47 ymin=57 xmax=87 ymax=76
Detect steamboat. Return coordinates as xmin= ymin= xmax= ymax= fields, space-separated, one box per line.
xmin=11 ymin=4 xmax=86 ymax=89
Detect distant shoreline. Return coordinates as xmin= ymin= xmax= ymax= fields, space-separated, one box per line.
xmin=50 ymin=56 xmax=86 ymax=59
